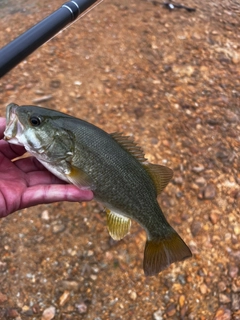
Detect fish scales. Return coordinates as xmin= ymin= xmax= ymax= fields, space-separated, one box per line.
xmin=4 ymin=103 xmax=192 ymax=276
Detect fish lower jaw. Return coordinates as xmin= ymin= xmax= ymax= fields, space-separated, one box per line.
xmin=5 ymin=137 xmax=23 ymax=146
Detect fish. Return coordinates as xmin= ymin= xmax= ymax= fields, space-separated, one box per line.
xmin=4 ymin=103 xmax=192 ymax=276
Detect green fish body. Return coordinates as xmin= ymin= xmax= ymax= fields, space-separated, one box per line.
xmin=4 ymin=103 xmax=191 ymax=276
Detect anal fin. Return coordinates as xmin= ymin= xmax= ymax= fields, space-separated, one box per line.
xmin=143 ymin=231 xmax=192 ymax=276
xmin=106 ymin=209 xmax=131 ymax=241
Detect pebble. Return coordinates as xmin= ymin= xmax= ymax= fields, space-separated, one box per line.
xmin=203 ymin=184 xmax=216 ymax=200
xmin=129 ymin=290 xmax=137 ymax=300
xmin=209 ymin=211 xmax=220 ymax=225
xmin=42 ymin=306 xmax=56 ymax=320
xmin=192 ymin=165 xmax=205 ymax=173
xmin=232 ymin=293 xmax=240 ymax=311
xmin=32 ymin=95 xmax=53 ymax=103
xmin=0 ymin=292 xmax=7 ymax=303
xmin=50 ymin=80 xmax=61 ymax=88
xmin=234 ymin=225 xmax=240 ymax=236
xmin=232 ymin=280 xmax=240 ymax=292
xmin=195 ymin=177 xmax=206 ymax=186
xmin=179 ymin=295 xmax=185 ymax=308
xmin=225 ymin=110 xmax=238 ymax=123
xmin=218 ymin=281 xmax=227 ymax=292
xmin=214 ymin=306 xmax=231 ymax=320
xmin=75 ymin=302 xmax=87 ymax=314
xmin=153 ymin=309 xmax=163 ymax=320
xmin=41 ymin=210 xmax=50 ymax=221
xmin=5 ymin=84 xmax=15 ymax=90
xmin=190 ymin=220 xmax=202 ymax=237
xmin=165 ymin=303 xmax=176 ymax=317
xmin=173 ymin=176 xmax=183 ymax=185
xmin=0 ymin=261 xmax=7 ymax=272
xmin=5 ymin=309 xmax=20 ymax=318
xmin=58 ymin=280 xmax=79 ymax=292
xmin=229 ymin=265 xmax=239 ymax=278
xmin=52 ymin=224 xmax=66 ymax=234
xmin=200 ymin=283 xmax=208 ymax=295
xmin=59 ymin=291 xmax=70 ymax=306
xmin=219 ymin=293 xmax=231 ymax=304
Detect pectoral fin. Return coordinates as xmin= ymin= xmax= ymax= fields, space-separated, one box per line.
xmin=106 ymin=209 xmax=131 ymax=240
xmin=67 ymin=165 xmax=96 ymax=190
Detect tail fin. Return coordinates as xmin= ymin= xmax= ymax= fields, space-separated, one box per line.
xmin=143 ymin=231 xmax=192 ymax=276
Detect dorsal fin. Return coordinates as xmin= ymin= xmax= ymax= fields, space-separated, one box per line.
xmin=143 ymin=163 xmax=173 ymax=195
xmin=110 ymin=132 xmax=147 ymax=162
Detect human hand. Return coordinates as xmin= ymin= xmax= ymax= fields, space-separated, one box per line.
xmin=0 ymin=117 xmax=93 ymax=217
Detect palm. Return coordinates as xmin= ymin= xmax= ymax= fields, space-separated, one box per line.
xmin=0 ymin=118 xmax=93 ymax=217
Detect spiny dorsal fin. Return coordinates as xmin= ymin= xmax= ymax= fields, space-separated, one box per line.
xmin=110 ymin=132 xmax=147 ymax=163
xmin=106 ymin=208 xmax=131 ymax=240
xmin=143 ymin=163 xmax=173 ymax=195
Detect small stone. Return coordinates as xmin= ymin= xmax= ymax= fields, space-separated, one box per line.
xmin=5 ymin=84 xmax=15 ymax=90
xmin=58 ymin=280 xmax=79 ymax=292
xmin=50 ymin=80 xmax=61 ymax=88
xmin=219 ymin=293 xmax=231 ymax=304
xmin=190 ymin=220 xmax=202 ymax=237
xmin=129 ymin=291 xmax=137 ymax=300
xmin=232 ymin=293 xmax=240 ymax=311
xmin=153 ymin=309 xmax=163 ymax=320
xmin=203 ymin=184 xmax=216 ymax=200
xmin=173 ymin=176 xmax=183 ymax=185
xmin=42 ymin=306 xmax=56 ymax=320
xmin=225 ymin=110 xmax=238 ymax=123
xmin=41 ymin=210 xmax=50 ymax=221
xmin=179 ymin=295 xmax=185 ymax=308
xmin=234 ymin=225 xmax=240 ymax=236
xmin=200 ymin=283 xmax=208 ymax=294
xmin=59 ymin=291 xmax=70 ymax=306
xmin=0 ymin=292 xmax=7 ymax=303
xmin=6 ymin=309 xmax=20 ymax=318
xmin=74 ymin=80 xmax=82 ymax=86
xmin=229 ymin=265 xmax=239 ymax=278
xmin=192 ymin=165 xmax=205 ymax=173
xmin=52 ymin=224 xmax=66 ymax=234
xmin=32 ymin=95 xmax=52 ymax=103
xmin=214 ymin=306 xmax=231 ymax=320
xmin=218 ymin=281 xmax=227 ymax=292
xmin=0 ymin=261 xmax=7 ymax=272
xmin=166 ymin=303 xmax=176 ymax=317
xmin=195 ymin=177 xmax=206 ymax=186
xmin=209 ymin=211 xmax=220 ymax=225
xmin=75 ymin=302 xmax=87 ymax=314
xmin=232 ymin=280 xmax=240 ymax=292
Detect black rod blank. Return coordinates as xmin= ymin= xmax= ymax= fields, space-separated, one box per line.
xmin=0 ymin=0 xmax=99 ymax=78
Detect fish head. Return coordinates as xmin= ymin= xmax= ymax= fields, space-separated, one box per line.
xmin=4 ymin=103 xmax=75 ymax=161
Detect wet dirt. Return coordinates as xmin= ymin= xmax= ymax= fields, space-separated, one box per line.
xmin=0 ymin=0 xmax=240 ymax=319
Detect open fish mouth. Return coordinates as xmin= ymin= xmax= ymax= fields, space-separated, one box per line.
xmin=4 ymin=103 xmax=24 ymax=145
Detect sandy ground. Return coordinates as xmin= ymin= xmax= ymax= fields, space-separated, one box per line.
xmin=0 ymin=0 xmax=240 ymax=319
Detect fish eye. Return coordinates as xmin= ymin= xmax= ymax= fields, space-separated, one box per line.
xmin=29 ymin=116 xmax=42 ymax=127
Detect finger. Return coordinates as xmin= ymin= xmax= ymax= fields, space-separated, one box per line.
xmin=26 ymin=171 xmax=67 ymax=186
xmin=0 ymin=140 xmax=26 ymax=159
xmin=14 ymin=156 xmax=48 ymax=174
xmin=20 ymin=185 xmax=93 ymax=209
xmin=0 ymin=118 xmax=6 ymax=138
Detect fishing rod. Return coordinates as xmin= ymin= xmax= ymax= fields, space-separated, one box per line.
xmin=0 ymin=0 xmax=102 ymax=78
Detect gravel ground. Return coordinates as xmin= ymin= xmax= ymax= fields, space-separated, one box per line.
xmin=0 ymin=0 xmax=240 ymax=319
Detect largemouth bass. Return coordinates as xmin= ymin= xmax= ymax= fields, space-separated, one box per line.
xmin=4 ymin=103 xmax=192 ymax=276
